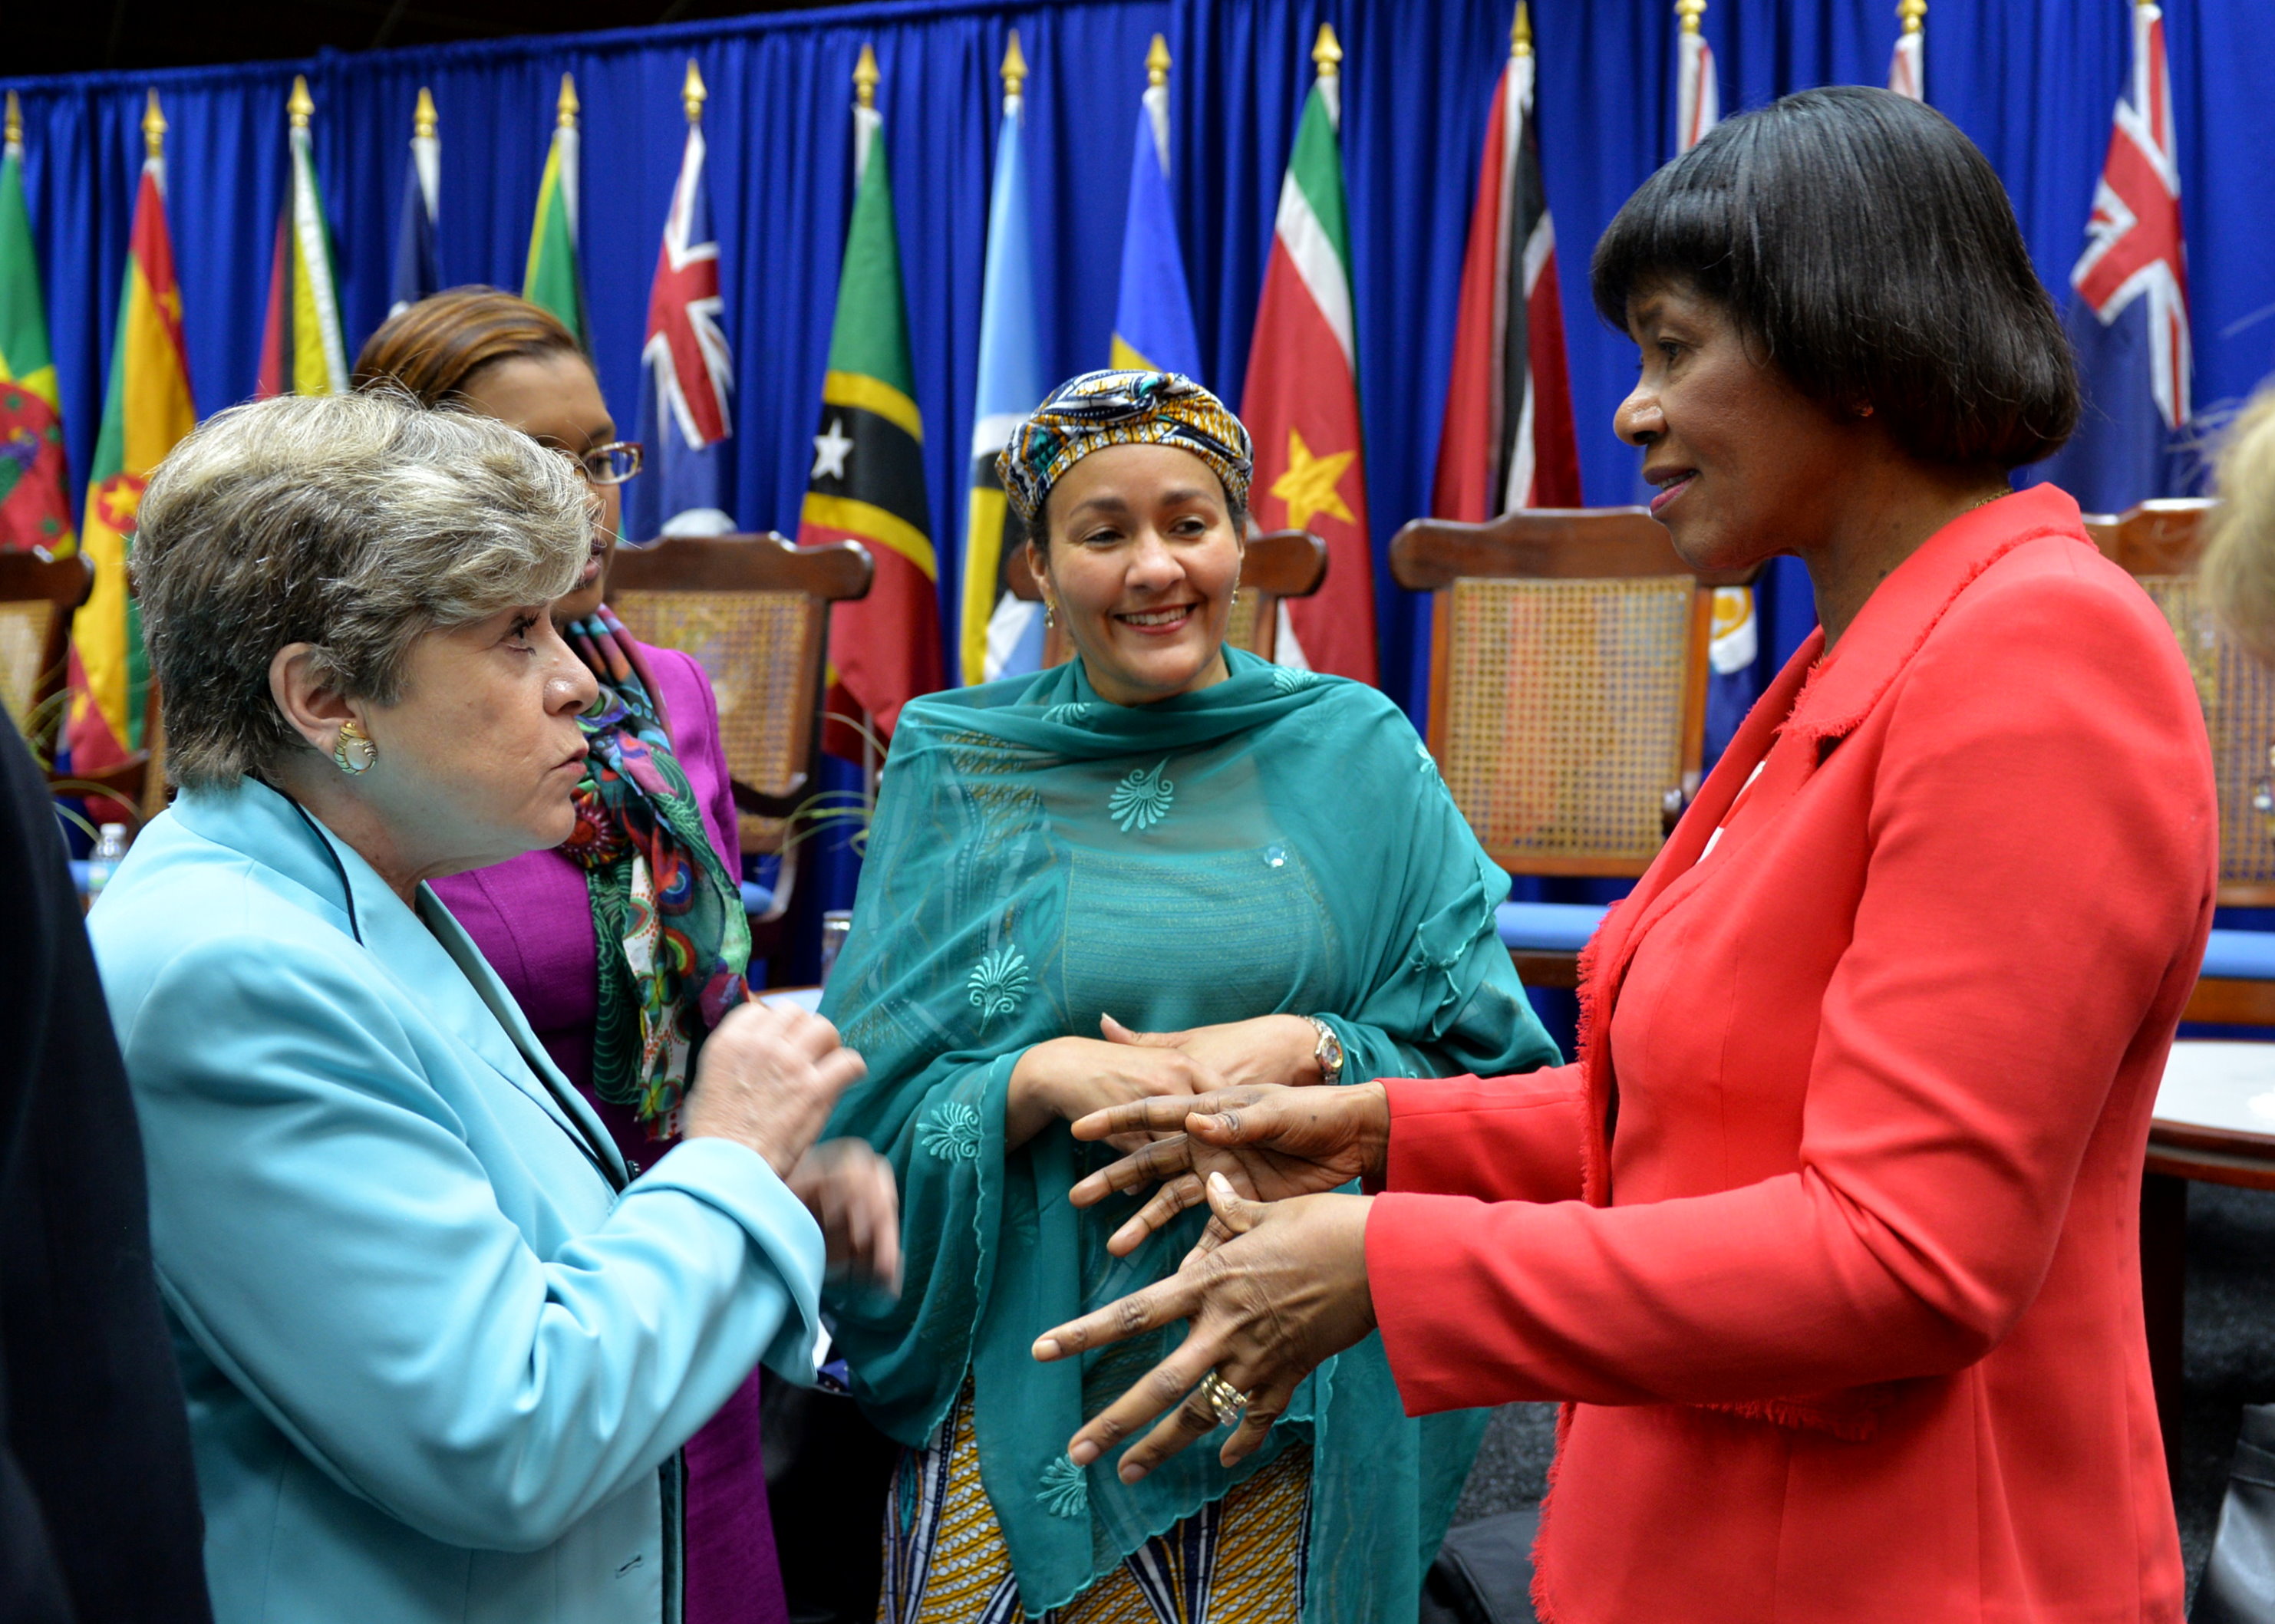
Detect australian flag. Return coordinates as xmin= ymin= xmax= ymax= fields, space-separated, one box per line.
xmin=628 ymin=117 xmax=734 ymax=541
xmin=2039 ymin=2 xmax=2191 ymax=513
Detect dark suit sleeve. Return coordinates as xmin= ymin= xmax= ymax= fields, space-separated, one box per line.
xmin=0 ymin=712 xmax=212 ymax=1623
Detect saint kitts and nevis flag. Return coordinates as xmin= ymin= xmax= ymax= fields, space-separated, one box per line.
xmin=68 ymin=91 xmax=196 ymax=789
xmin=630 ymin=61 xmax=736 ymax=542
xmin=799 ymin=45 xmax=941 ymax=760
xmin=957 ymin=33 xmax=1047 ymax=686
xmin=256 ymin=76 xmax=348 ymax=399
xmin=1242 ymin=24 xmax=1374 ymax=682
xmin=1432 ymin=2 xmax=1581 ymax=523
xmin=524 ymin=74 xmax=589 ymax=348
xmin=1 ymin=91 xmax=75 ymax=560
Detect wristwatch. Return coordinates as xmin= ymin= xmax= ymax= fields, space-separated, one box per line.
xmin=1304 ymin=1016 xmax=1345 ymax=1087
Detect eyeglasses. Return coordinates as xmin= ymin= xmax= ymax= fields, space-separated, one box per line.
xmin=555 ymin=440 xmax=644 ymax=486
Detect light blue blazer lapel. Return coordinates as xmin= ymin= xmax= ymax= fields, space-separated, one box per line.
xmin=218 ymin=782 xmax=630 ymax=1188
xmin=415 ymin=884 xmax=631 ymax=1188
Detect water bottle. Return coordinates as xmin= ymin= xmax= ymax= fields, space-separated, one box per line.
xmin=86 ymin=822 xmax=129 ymax=898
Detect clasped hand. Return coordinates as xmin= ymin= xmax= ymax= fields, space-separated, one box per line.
xmin=1031 ymin=1082 xmax=1393 ymax=1480
xmin=1002 ymin=1013 xmax=1322 ymax=1151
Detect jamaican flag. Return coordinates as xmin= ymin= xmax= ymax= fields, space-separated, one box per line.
xmin=797 ymin=52 xmax=941 ymax=759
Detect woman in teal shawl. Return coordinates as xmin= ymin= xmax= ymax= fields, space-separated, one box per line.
xmin=821 ymin=370 xmax=1558 ymax=1623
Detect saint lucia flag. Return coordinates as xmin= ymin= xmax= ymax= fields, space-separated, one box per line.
xmin=1109 ymin=35 xmax=1202 ymax=380
xmin=256 ymin=77 xmax=348 ymax=399
xmin=958 ymin=35 xmax=1045 ymax=684
xmin=388 ymin=88 xmax=440 ymax=318
xmin=630 ymin=63 xmax=734 ymax=542
xmin=523 ymin=74 xmax=587 ymax=348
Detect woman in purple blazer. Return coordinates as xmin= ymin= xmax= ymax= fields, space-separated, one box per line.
xmin=354 ymin=288 xmax=893 ymax=1624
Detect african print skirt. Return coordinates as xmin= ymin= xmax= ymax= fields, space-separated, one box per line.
xmin=879 ymin=1384 xmax=1312 ymax=1624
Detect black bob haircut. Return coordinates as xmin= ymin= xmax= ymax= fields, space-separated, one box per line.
xmin=1590 ymin=85 xmax=2079 ymax=470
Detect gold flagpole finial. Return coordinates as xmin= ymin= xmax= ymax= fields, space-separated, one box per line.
xmin=1146 ymin=34 xmax=1172 ymax=87
xmin=1677 ymin=0 xmax=1706 ymax=37
xmin=1513 ymin=2 xmax=1533 ymax=57
xmin=853 ymin=44 xmax=880 ymax=110
xmin=414 ymin=86 xmax=438 ymax=138
xmin=1897 ymin=0 xmax=1926 ymax=33
xmin=682 ymin=59 xmax=707 ymax=123
xmin=4 ymin=92 xmax=21 ymax=150
xmin=288 ymin=74 xmax=314 ymax=131
xmin=142 ymin=89 xmax=167 ymax=159
xmin=556 ymin=73 xmax=579 ymax=130
xmin=1001 ymin=31 xmax=1027 ymax=98
xmin=1312 ymin=22 xmax=1343 ymax=75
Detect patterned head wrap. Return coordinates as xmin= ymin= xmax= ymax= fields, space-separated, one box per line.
xmin=997 ymin=369 xmax=1252 ymax=529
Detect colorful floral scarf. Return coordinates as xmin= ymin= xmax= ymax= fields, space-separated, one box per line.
xmin=559 ymin=608 xmax=751 ymax=1132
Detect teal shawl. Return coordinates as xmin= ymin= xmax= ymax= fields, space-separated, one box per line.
xmin=820 ymin=649 xmax=1560 ymax=1621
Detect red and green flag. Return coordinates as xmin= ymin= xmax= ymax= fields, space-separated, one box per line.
xmin=798 ymin=45 xmax=941 ymax=759
xmin=256 ymin=75 xmax=348 ymax=398
xmin=1240 ymin=25 xmax=1377 ymax=683
xmin=68 ymin=91 xmax=196 ymax=782
xmin=0 ymin=91 xmax=74 ymax=557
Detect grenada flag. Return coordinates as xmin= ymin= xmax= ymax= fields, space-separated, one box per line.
xmin=68 ymin=90 xmax=194 ymax=779
xmin=1241 ymin=25 xmax=1375 ymax=682
xmin=1 ymin=92 xmax=74 ymax=557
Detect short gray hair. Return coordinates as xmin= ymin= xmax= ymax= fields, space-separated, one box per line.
xmin=134 ymin=389 xmax=590 ymax=792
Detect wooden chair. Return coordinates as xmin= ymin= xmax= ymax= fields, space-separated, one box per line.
xmin=1003 ymin=529 xmax=1329 ymax=667
xmin=2079 ymin=499 xmax=2275 ymax=1025
xmin=0 ymin=550 xmax=93 ymax=763
xmin=605 ymin=534 xmax=874 ymax=972
xmin=1389 ymin=506 xmax=1760 ymax=989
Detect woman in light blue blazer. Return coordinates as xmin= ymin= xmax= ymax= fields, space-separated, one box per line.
xmin=88 ymin=390 xmax=895 ymax=1624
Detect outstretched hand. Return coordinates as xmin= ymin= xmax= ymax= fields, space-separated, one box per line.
xmin=1034 ymin=1172 xmax=1377 ymax=1480
xmin=1067 ymin=1082 xmax=1390 ymax=1257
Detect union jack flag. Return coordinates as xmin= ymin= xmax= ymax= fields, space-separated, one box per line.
xmin=2072 ymin=1 xmax=2189 ymax=432
xmin=2041 ymin=2 xmax=2191 ymax=512
xmin=630 ymin=104 xmax=734 ymax=539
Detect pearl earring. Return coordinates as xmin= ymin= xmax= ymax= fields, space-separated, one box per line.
xmin=333 ymin=719 xmax=378 ymax=776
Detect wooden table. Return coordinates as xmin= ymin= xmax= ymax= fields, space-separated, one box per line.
xmin=2141 ymin=1041 xmax=2275 ymax=1471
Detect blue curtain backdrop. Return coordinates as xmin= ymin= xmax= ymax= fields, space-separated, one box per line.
xmin=7 ymin=0 xmax=2275 ymax=722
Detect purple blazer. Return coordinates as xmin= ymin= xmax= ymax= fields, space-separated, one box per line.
xmin=430 ymin=637 xmax=786 ymax=1624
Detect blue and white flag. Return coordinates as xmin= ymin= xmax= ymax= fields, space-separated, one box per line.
xmin=958 ymin=35 xmax=1046 ymax=684
xmin=2038 ymin=2 xmax=2191 ymax=513
xmin=1109 ymin=37 xmax=1202 ymax=380
xmin=630 ymin=64 xmax=734 ymax=542
xmin=387 ymin=87 xmax=440 ymax=318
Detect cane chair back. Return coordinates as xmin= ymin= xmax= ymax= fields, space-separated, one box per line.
xmin=2083 ymin=499 xmax=2275 ymax=906
xmin=606 ymin=534 xmax=874 ymax=901
xmin=0 ymin=552 xmax=93 ymax=759
xmin=1390 ymin=507 xmax=1747 ymax=879
xmin=1004 ymin=530 xmax=1328 ymax=668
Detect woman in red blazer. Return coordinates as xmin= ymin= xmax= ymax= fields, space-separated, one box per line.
xmin=1031 ymin=87 xmax=2216 ymax=1622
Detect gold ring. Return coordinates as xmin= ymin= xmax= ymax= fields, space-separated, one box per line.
xmin=1198 ymin=1370 xmax=1251 ymax=1428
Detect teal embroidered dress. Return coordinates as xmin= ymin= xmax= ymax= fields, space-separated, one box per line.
xmin=820 ymin=649 xmax=1559 ymax=1621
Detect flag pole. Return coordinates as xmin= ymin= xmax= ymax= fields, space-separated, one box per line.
xmin=4 ymin=91 xmax=21 ymax=150
xmin=1513 ymin=2 xmax=1531 ymax=58
xmin=143 ymin=88 xmax=166 ymax=166
xmin=414 ymin=85 xmax=437 ymax=140
xmin=682 ymin=58 xmax=707 ymax=125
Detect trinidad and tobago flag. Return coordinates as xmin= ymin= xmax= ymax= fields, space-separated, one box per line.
xmin=2039 ymin=1 xmax=2191 ymax=513
xmin=630 ymin=63 xmax=734 ymax=541
xmin=1432 ymin=4 xmax=1581 ymax=522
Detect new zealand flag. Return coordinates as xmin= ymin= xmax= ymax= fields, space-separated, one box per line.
xmin=2039 ymin=2 xmax=2191 ymax=513
xmin=628 ymin=117 xmax=734 ymax=541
